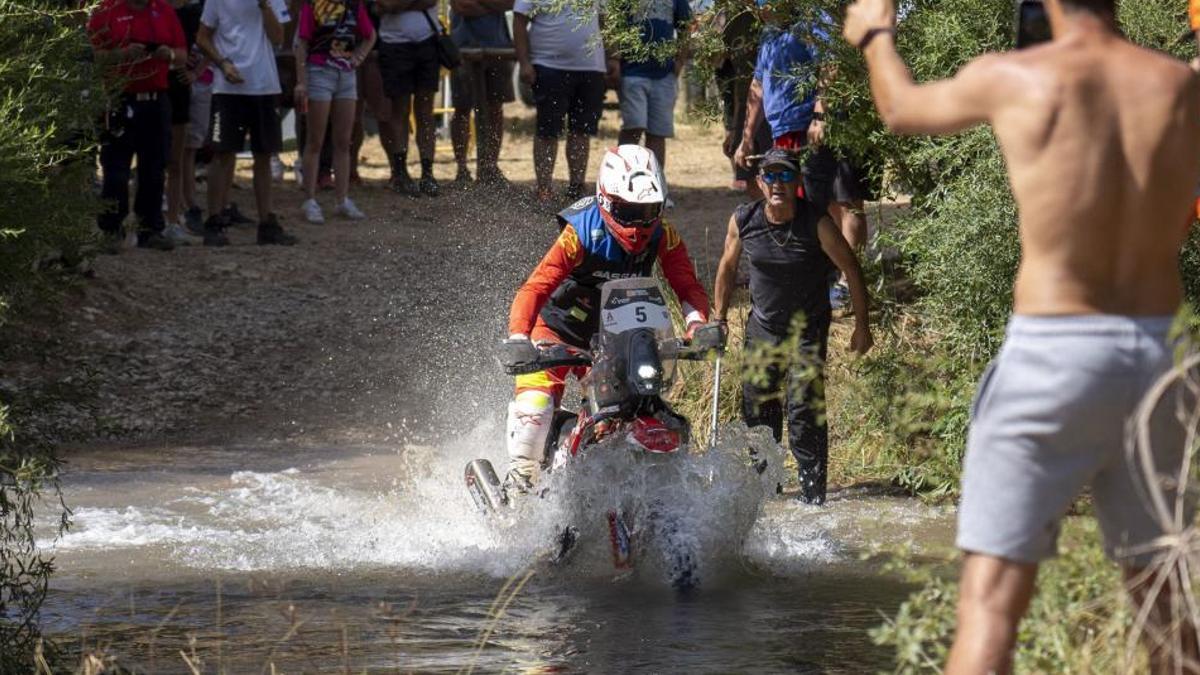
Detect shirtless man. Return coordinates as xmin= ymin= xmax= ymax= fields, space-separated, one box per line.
xmin=843 ymin=0 xmax=1200 ymax=672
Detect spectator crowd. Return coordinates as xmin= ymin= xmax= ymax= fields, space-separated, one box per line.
xmin=85 ymin=0 xmax=870 ymax=263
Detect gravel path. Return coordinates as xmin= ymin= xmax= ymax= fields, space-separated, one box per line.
xmin=2 ymin=106 xmax=748 ymax=451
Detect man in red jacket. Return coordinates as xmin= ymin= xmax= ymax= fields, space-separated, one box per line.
xmin=503 ymin=145 xmax=711 ymax=491
xmin=88 ymin=0 xmax=188 ymax=251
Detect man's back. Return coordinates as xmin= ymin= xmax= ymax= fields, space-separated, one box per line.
xmin=989 ymin=32 xmax=1200 ymax=315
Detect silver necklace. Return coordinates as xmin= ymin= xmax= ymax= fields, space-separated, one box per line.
xmin=765 ymin=219 xmax=793 ymax=247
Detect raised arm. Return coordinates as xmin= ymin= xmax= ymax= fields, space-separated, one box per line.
xmin=734 ymin=78 xmax=764 ymax=168
xmin=712 ymin=214 xmax=742 ymax=324
xmin=816 ymin=216 xmax=873 ymax=355
xmin=843 ymin=0 xmax=1007 ymax=136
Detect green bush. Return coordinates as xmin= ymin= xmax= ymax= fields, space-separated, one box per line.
xmin=873 ymin=519 xmax=1137 ymax=673
xmin=0 ymin=1 xmax=103 ymax=669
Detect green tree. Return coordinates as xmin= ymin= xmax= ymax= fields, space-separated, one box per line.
xmin=0 ymin=1 xmax=104 ymax=668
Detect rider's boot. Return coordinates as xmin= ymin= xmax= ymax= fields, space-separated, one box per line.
xmin=796 ymin=461 xmax=827 ymax=506
xmin=504 ymin=390 xmax=553 ymax=494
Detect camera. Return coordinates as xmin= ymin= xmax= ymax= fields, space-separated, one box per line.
xmin=1016 ymin=0 xmax=1051 ymax=49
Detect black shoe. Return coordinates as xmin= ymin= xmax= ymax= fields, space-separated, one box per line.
xmin=477 ymin=166 xmax=510 ymax=188
xmin=222 ymin=202 xmax=254 ymax=225
xmin=136 ymin=230 xmax=175 ymax=251
xmin=202 ymin=216 xmax=230 ymax=247
xmin=184 ymin=206 xmax=204 ymax=235
xmin=796 ymin=464 xmax=827 ymax=506
xmin=390 ymin=172 xmax=419 ymax=197
xmin=564 ymin=182 xmax=586 ymax=202
xmin=454 ymin=166 xmax=473 ymax=185
xmin=257 ymin=214 xmax=297 ymax=246
xmin=419 ymin=174 xmax=440 ymax=197
xmin=98 ymin=230 xmax=123 ymax=255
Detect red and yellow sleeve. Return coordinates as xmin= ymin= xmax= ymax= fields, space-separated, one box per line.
xmin=656 ymin=223 xmax=710 ymax=323
xmin=507 ymin=226 xmax=585 ymax=336
xmin=1192 ymin=0 xmax=1200 ymax=32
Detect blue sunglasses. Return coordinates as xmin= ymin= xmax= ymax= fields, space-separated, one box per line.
xmin=761 ymin=169 xmax=797 ymax=184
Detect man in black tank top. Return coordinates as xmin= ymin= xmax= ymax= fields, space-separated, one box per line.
xmin=712 ymin=148 xmax=873 ymax=504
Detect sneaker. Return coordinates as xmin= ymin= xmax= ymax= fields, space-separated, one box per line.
xmin=454 ymin=166 xmax=473 ymax=186
xmin=137 ymin=230 xmax=175 ymax=251
xmin=335 ymin=198 xmax=366 ymax=220
xmin=390 ymin=172 xmax=419 ymax=197
xmin=534 ymin=186 xmax=556 ymax=207
xmin=564 ymin=182 xmax=585 ymax=202
xmin=270 ymin=154 xmax=285 ymax=181
xmin=293 ymin=162 xmax=305 ymax=188
xmin=318 ymin=171 xmax=334 ymax=191
xmin=664 ymin=196 xmax=676 ymax=210
xmin=203 ymin=216 xmax=230 ymax=247
xmin=829 ymin=281 xmax=850 ymax=310
xmin=184 ymin=206 xmax=204 ymax=235
xmin=302 ymin=198 xmax=325 ymax=224
xmin=163 ymin=222 xmax=201 ymax=246
xmin=419 ymin=174 xmax=439 ymax=197
xmin=222 ymin=202 xmax=254 ymax=225
xmin=257 ymin=214 xmax=297 ymax=246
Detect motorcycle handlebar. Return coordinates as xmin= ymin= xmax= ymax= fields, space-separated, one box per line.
xmin=499 ymin=330 xmax=721 ymax=375
xmin=500 ymin=340 xmax=593 ymax=375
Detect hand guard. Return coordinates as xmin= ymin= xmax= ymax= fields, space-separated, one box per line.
xmin=499 ymin=338 xmax=541 ymax=374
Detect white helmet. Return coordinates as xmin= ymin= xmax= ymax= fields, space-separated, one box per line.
xmin=596 ymin=145 xmax=665 ymax=254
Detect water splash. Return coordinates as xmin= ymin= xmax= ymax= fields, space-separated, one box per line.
xmin=44 ymin=421 xmax=950 ymax=582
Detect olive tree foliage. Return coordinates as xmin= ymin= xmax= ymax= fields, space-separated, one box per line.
xmin=0 ymin=0 xmax=103 ymax=668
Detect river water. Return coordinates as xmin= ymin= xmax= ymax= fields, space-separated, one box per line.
xmin=39 ymin=423 xmax=955 ymax=673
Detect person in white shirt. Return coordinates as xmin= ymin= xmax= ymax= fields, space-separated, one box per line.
xmin=196 ymin=0 xmax=299 ymax=246
xmin=512 ymin=0 xmax=611 ymax=204
xmin=376 ymin=0 xmax=442 ymax=197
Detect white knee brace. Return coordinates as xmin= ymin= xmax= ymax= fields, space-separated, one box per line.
xmin=506 ymin=391 xmax=554 ymax=480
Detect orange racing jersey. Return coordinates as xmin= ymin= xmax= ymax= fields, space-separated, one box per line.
xmin=508 ymin=200 xmax=710 ymax=346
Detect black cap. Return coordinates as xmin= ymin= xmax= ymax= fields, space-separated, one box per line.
xmin=759 ymin=147 xmax=800 ymax=172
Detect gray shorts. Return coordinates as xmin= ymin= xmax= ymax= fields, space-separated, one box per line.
xmin=958 ymin=314 xmax=1193 ymax=566
xmin=186 ymin=81 xmax=212 ymax=149
xmin=307 ymin=62 xmax=358 ymax=101
xmin=619 ymin=75 xmax=677 ymax=138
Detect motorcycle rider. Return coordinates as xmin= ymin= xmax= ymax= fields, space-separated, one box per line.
xmin=503 ymin=144 xmax=712 ymax=491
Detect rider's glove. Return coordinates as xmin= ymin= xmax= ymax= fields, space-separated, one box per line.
xmin=500 ymin=334 xmax=539 ymax=371
xmin=689 ymin=322 xmax=725 ymax=353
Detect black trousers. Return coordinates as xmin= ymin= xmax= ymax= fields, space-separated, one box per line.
xmin=741 ymin=311 xmax=831 ymax=484
xmin=98 ymin=95 xmax=170 ymax=234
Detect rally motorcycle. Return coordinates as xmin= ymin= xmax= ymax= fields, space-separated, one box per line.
xmin=464 ymin=278 xmax=722 ymax=590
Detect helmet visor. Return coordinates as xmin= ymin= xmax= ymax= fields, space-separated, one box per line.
xmin=609 ymin=200 xmax=663 ymax=228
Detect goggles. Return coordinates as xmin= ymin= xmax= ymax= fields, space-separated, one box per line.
xmin=761 ymin=169 xmax=798 ymax=184
xmin=609 ymin=200 xmax=663 ymax=228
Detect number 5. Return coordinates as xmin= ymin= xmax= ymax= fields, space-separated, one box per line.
xmin=635 ymin=306 xmax=647 ymax=322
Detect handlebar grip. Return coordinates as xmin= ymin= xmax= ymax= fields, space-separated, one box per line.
xmin=503 ymin=361 xmax=549 ymax=376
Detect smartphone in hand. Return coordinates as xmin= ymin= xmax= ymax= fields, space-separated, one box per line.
xmin=1016 ymin=0 xmax=1051 ymax=49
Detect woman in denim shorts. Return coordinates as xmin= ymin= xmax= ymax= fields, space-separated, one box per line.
xmin=295 ymin=0 xmax=377 ymax=223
